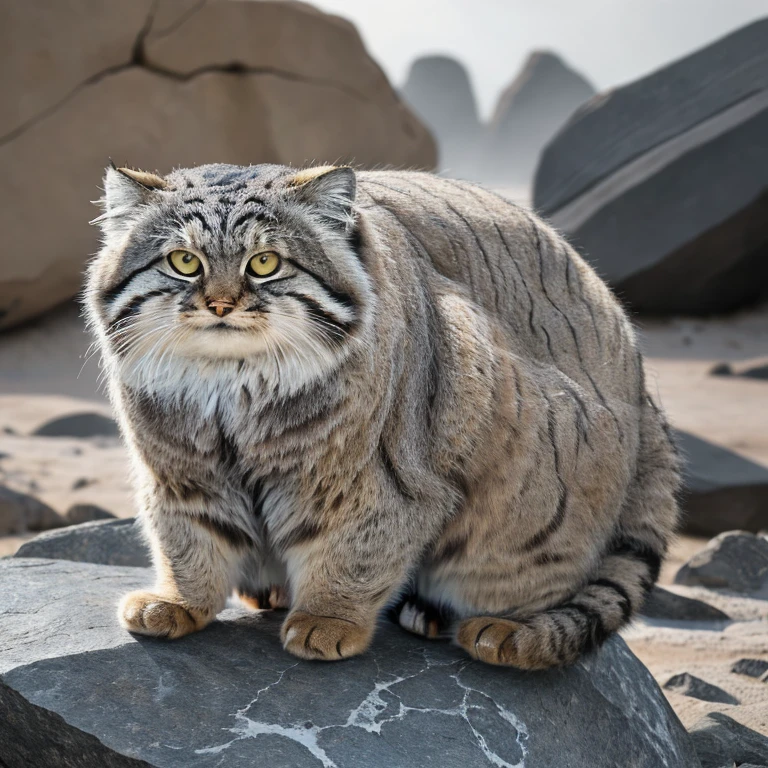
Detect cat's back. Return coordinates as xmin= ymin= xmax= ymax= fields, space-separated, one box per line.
xmin=358 ymin=170 xmax=641 ymax=407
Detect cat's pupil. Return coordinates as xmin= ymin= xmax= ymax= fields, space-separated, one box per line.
xmin=260 ymin=255 xmax=268 ymax=263
xmin=182 ymin=254 xmax=194 ymax=264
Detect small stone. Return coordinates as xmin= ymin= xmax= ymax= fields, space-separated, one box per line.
xmin=0 ymin=485 xmax=65 ymax=535
xmin=689 ymin=711 xmax=768 ymax=768
xmin=65 ymin=504 xmax=116 ymax=525
xmin=3 ymin=426 xmax=16 ymax=435
xmin=640 ymin=586 xmax=730 ymax=622
xmin=674 ymin=531 xmax=768 ymax=593
xmin=32 ymin=413 xmax=119 ymax=439
xmin=71 ymin=477 xmax=94 ymax=490
xmin=741 ymin=363 xmax=768 ymax=380
xmin=663 ymin=673 xmax=739 ymax=704
xmin=14 ymin=518 xmax=149 ymax=568
xmin=731 ymin=658 xmax=768 ymax=679
xmin=709 ymin=362 xmax=733 ymax=376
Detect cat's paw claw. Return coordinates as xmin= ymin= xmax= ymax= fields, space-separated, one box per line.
xmin=456 ymin=617 xmax=526 ymax=666
xmin=281 ymin=611 xmax=372 ymax=660
xmin=119 ymin=591 xmax=201 ymax=640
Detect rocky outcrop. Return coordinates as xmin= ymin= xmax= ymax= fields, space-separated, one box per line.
xmin=0 ymin=558 xmax=700 ymax=767
xmin=32 ymin=412 xmax=119 ymax=438
xmin=689 ymin=712 xmax=768 ymax=768
xmin=677 ymin=430 xmax=768 ymax=536
xmin=0 ymin=0 xmax=436 ymax=331
xmin=0 ymin=485 xmax=65 ymax=535
xmin=14 ymin=518 xmax=150 ymax=567
xmin=663 ymin=673 xmax=739 ymax=705
xmin=401 ymin=56 xmax=483 ymax=178
xmin=674 ymin=531 xmax=768 ymax=594
xmin=533 ymin=19 xmax=768 ymax=315
xmin=485 ymin=51 xmax=594 ymax=184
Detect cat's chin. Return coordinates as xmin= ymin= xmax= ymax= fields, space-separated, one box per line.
xmin=174 ymin=330 xmax=271 ymax=360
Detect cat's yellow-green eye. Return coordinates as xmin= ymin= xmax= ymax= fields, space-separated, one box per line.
xmin=247 ymin=251 xmax=281 ymax=278
xmin=168 ymin=249 xmax=202 ymax=277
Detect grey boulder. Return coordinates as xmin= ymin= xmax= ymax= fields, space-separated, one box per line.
xmin=14 ymin=518 xmax=150 ymax=568
xmin=0 ymin=559 xmax=700 ymax=768
xmin=689 ymin=711 xmax=768 ymax=768
xmin=400 ymin=55 xmax=483 ymax=179
xmin=674 ymin=531 xmax=768 ymax=594
xmin=533 ymin=19 xmax=768 ymax=315
xmin=663 ymin=673 xmax=739 ymax=705
xmin=0 ymin=485 xmax=65 ymax=535
xmin=32 ymin=412 xmax=120 ymax=438
xmin=640 ymin=586 xmax=730 ymax=622
xmin=731 ymin=658 xmax=768 ymax=680
xmin=677 ymin=430 xmax=768 ymax=536
xmin=485 ymin=51 xmax=594 ymax=184
xmin=65 ymin=503 xmax=118 ymax=524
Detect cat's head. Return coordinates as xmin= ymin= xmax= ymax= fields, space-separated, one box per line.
xmin=86 ymin=163 xmax=372 ymax=390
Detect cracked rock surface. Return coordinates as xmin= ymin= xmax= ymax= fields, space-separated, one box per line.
xmin=0 ymin=559 xmax=700 ymax=767
xmin=0 ymin=0 xmax=436 ymax=330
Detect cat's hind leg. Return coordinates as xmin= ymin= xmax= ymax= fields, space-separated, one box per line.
xmin=388 ymin=592 xmax=454 ymax=639
xmin=236 ymin=549 xmax=290 ymax=611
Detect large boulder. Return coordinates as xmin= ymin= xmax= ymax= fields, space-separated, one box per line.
xmin=0 ymin=0 xmax=436 ymax=331
xmin=677 ymin=430 xmax=768 ymax=536
xmin=689 ymin=712 xmax=768 ymax=768
xmin=0 ymin=559 xmax=700 ymax=767
xmin=0 ymin=485 xmax=65 ymax=535
xmin=400 ymin=56 xmax=483 ymax=178
xmin=485 ymin=51 xmax=594 ymax=184
xmin=533 ymin=19 xmax=768 ymax=315
xmin=14 ymin=518 xmax=150 ymax=567
xmin=674 ymin=531 xmax=768 ymax=594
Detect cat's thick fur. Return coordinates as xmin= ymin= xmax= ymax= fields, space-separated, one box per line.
xmin=85 ymin=163 xmax=680 ymax=668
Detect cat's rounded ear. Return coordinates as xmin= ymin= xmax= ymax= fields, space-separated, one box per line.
xmin=93 ymin=163 xmax=168 ymax=242
xmin=285 ymin=165 xmax=356 ymax=230
xmin=103 ymin=163 xmax=168 ymax=213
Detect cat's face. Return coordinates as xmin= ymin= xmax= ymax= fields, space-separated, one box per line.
xmin=86 ymin=163 xmax=371 ymax=389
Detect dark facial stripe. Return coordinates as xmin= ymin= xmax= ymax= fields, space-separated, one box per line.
xmin=180 ymin=209 xmax=212 ymax=233
xmin=283 ymin=291 xmax=352 ymax=342
xmin=290 ymin=261 xmax=356 ymax=311
xmin=100 ymin=257 xmax=164 ymax=305
xmin=108 ymin=289 xmax=172 ymax=330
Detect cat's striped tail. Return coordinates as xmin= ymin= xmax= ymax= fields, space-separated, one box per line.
xmin=457 ymin=398 xmax=681 ymax=670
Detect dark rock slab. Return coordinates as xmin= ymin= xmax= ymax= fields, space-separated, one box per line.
xmin=14 ymin=518 xmax=150 ymax=567
xmin=0 ymin=559 xmax=700 ymax=768
xmin=710 ymin=360 xmax=768 ymax=381
xmin=533 ymin=19 xmax=768 ymax=315
xmin=677 ymin=430 xmax=768 ymax=536
xmin=663 ymin=673 xmax=739 ymax=704
xmin=65 ymin=503 xmax=117 ymax=524
xmin=674 ymin=531 xmax=768 ymax=593
xmin=32 ymin=412 xmax=120 ymax=438
xmin=689 ymin=711 xmax=768 ymax=768
xmin=485 ymin=51 xmax=594 ymax=184
xmin=731 ymin=658 xmax=768 ymax=680
xmin=640 ymin=586 xmax=730 ymax=622
xmin=401 ymin=55 xmax=482 ymax=178
xmin=0 ymin=485 xmax=65 ymax=535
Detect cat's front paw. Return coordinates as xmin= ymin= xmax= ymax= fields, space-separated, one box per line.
xmin=281 ymin=611 xmax=373 ymax=660
xmin=119 ymin=591 xmax=203 ymax=640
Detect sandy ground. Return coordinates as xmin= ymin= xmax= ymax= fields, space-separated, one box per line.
xmin=1 ymin=299 xmax=767 ymax=736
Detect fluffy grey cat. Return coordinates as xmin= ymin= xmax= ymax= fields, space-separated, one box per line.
xmin=85 ymin=163 xmax=680 ymax=669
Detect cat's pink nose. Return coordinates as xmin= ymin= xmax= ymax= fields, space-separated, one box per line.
xmin=207 ymin=299 xmax=236 ymax=318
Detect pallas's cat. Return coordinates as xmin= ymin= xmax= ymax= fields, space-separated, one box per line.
xmin=85 ymin=163 xmax=679 ymax=668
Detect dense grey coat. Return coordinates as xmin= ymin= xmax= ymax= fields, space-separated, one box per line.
xmin=85 ymin=163 xmax=680 ymax=668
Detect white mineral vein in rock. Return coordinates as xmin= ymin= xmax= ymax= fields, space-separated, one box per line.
xmin=195 ymin=649 xmax=529 ymax=768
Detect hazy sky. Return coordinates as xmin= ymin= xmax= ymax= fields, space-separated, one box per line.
xmin=313 ymin=1 xmax=767 ymax=119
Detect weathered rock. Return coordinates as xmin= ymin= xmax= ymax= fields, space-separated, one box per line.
xmin=675 ymin=531 xmax=768 ymax=593
xmin=0 ymin=485 xmax=65 ymax=535
xmin=485 ymin=51 xmax=594 ymax=184
xmin=14 ymin=518 xmax=150 ymax=567
xmin=65 ymin=503 xmax=117 ymax=524
xmin=677 ymin=430 xmax=768 ymax=536
xmin=710 ymin=360 xmax=768 ymax=381
xmin=640 ymin=586 xmax=730 ymax=622
xmin=400 ymin=55 xmax=482 ymax=177
xmin=663 ymin=673 xmax=739 ymax=705
xmin=0 ymin=559 xmax=699 ymax=768
xmin=689 ymin=711 xmax=768 ymax=768
xmin=731 ymin=658 xmax=768 ymax=680
xmin=0 ymin=0 xmax=435 ymax=331
xmin=32 ymin=412 xmax=119 ymax=438
xmin=533 ymin=19 xmax=768 ymax=315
